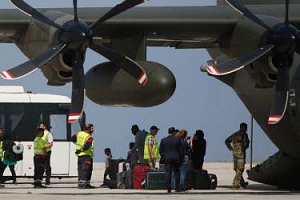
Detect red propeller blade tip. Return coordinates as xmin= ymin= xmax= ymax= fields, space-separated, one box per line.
xmin=1 ymin=70 xmax=15 ymax=80
xmin=268 ymin=115 xmax=282 ymax=125
xmin=68 ymin=112 xmax=81 ymax=124
xmin=138 ymin=72 xmax=148 ymax=86
xmin=206 ymin=64 xmax=220 ymax=75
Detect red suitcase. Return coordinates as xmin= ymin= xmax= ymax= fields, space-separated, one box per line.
xmin=133 ymin=165 xmax=150 ymax=189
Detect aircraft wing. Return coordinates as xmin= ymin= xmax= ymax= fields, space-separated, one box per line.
xmin=1 ymin=5 xmax=300 ymax=48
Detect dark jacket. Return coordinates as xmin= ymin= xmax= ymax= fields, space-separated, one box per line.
xmin=191 ymin=138 xmax=206 ymax=160
xmin=159 ymin=135 xmax=184 ymax=164
xmin=3 ymin=140 xmax=17 ymax=162
xmin=131 ymin=130 xmax=148 ymax=157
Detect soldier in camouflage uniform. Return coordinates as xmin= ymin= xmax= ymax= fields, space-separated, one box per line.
xmin=225 ymin=123 xmax=250 ymax=189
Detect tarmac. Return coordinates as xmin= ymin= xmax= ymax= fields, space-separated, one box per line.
xmin=0 ymin=162 xmax=299 ymax=200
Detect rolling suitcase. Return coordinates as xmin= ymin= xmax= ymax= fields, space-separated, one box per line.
xmin=133 ymin=165 xmax=150 ymax=189
xmin=124 ymin=170 xmax=134 ymax=189
xmin=117 ymin=172 xmax=126 ymax=189
xmin=145 ymin=171 xmax=166 ymax=190
xmin=192 ymin=170 xmax=218 ymax=190
xmin=193 ymin=170 xmax=210 ymax=189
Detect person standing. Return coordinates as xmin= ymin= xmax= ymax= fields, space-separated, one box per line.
xmin=39 ymin=122 xmax=53 ymax=185
xmin=0 ymin=128 xmax=5 ymax=188
xmin=131 ymin=125 xmax=148 ymax=164
xmin=101 ymin=148 xmax=113 ymax=186
xmin=144 ymin=126 xmax=160 ymax=169
xmin=191 ymin=130 xmax=206 ymax=170
xmin=33 ymin=128 xmax=47 ymax=188
xmin=73 ymin=124 xmax=95 ymax=189
xmin=1 ymin=134 xmax=17 ymax=185
xmin=159 ymin=127 xmax=184 ymax=193
xmin=178 ymin=130 xmax=190 ymax=190
xmin=225 ymin=123 xmax=250 ymax=189
xmin=127 ymin=142 xmax=138 ymax=169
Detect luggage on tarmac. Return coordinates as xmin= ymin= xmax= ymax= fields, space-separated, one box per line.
xmin=117 ymin=170 xmax=134 ymax=189
xmin=184 ymin=169 xmax=218 ymax=190
xmin=193 ymin=170 xmax=211 ymax=189
xmin=145 ymin=171 xmax=166 ymax=190
xmin=105 ymin=179 xmax=118 ymax=189
xmin=133 ymin=165 xmax=150 ymax=189
xmin=110 ymin=159 xmax=120 ymax=180
xmin=124 ymin=170 xmax=134 ymax=189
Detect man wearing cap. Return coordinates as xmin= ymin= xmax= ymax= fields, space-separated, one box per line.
xmin=144 ymin=126 xmax=161 ymax=169
xmin=159 ymin=127 xmax=184 ymax=193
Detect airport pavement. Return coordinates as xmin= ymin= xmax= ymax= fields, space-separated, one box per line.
xmin=0 ymin=163 xmax=299 ymax=200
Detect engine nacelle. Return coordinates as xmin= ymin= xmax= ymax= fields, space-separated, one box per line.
xmin=85 ymin=61 xmax=176 ymax=107
xmin=229 ymin=15 xmax=283 ymax=88
xmin=15 ymin=11 xmax=75 ymax=85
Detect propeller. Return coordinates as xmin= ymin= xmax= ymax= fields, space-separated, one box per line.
xmin=3 ymin=0 xmax=149 ymax=123
xmin=204 ymin=0 xmax=299 ymax=125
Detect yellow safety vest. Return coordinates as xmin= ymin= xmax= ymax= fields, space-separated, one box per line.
xmin=144 ymin=134 xmax=161 ymax=160
xmin=34 ymin=137 xmax=46 ymax=156
xmin=0 ymin=141 xmax=3 ymax=158
xmin=42 ymin=130 xmax=52 ymax=152
xmin=76 ymin=131 xmax=94 ymax=157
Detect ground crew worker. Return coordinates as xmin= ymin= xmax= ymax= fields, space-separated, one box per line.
xmin=144 ymin=126 xmax=161 ymax=169
xmin=39 ymin=122 xmax=53 ymax=185
xmin=0 ymin=128 xmax=5 ymax=188
xmin=72 ymin=124 xmax=95 ymax=189
xmin=225 ymin=123 xmax=250 ymax=189
xmin=33 ymin=128 xmax=47 ymax=188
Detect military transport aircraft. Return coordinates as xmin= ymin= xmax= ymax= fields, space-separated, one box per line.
xmin=0 ymin=0 xmax=300 ymax=188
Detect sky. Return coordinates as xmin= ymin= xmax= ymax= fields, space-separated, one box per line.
xmin=0 ymin=0 xmax=278 ymax=163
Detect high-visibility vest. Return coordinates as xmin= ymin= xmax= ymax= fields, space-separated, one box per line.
xmin=76 ymin=131 xmax=94 ymax=157
xmin=42 ymin=130 xmax=52 ymax=152
xmin=34 ymin=137 xmax=46 ymax=156
xmin=0 ymin=141 xmax=3 ymax=158
xmin=144 ymin=134 xmax=161 ymax=160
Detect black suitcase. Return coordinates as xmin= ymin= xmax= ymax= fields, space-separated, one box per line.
xmin=193 ymin=170 xmax=210 ymax=189
xmin=192 ymin=170 xmax=218 ymax=190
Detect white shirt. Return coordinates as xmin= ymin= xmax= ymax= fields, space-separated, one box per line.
xmin=45 ymin=130 xmax=53 ymax=143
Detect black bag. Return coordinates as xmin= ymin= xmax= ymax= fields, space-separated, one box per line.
xmin=105 ymin=179 xmax=118 ymax=189
xmin=192 ymin=170 xmax=218 ymax=190
xmin=193 ymin=170 xmax=210 ymax=189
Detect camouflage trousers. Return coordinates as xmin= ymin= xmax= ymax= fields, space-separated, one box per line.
xmin=233 ymin=156 xmax=246 ymax=187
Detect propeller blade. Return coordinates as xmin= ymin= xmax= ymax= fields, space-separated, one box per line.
xmin=268 ymin=65 xmax=289 ymax=125
xmin=90 ymin=0 xmax=148 ymax=29
xmin=10 ymin=0 xmax=64 ymax=30
xmin=285 ymin=0 xmax=290 ymax=25
xmin=1 ymin=43 xmax=66 ymax=80
xmin=205 ymin=44 xmax=274 ymax=76
xmin=73 ymin=0 xmax=78 ymax=22
xmin=89 ymin=43 xmax=148 ymax=86
xmin=225 ymin=0 xmax=273 ymax=32
xmin=68 ymin=51 xmax=85 ymax=124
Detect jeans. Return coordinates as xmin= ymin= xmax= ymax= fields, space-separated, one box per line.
xmin=171 ymin=155 xmax=189 ymax=189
